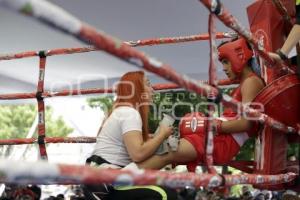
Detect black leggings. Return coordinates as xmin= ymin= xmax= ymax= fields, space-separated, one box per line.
xmin=84 ymin=155 xmax=178 ymax=200
xmin=109 ymin=185 xmax=178 ymax=200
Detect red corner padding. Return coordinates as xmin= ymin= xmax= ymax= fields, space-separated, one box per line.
xmin=252 ymin=74 xmax=300 ymax=190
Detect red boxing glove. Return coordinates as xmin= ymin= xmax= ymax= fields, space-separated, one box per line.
xmin=179 ymin=112 xmax=207 ymax=137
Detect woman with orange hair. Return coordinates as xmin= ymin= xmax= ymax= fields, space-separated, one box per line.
xmin=84 ymin=71 xmax=177 ymax=200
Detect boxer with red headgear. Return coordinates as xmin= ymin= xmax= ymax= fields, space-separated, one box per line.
xmin=218 ymin=38 xmax=253 ymax=79
xmin=137 ymin=37 xmax=265 ymax=172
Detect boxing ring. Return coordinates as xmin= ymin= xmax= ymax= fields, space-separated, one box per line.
xmin=0 ymin=0 xmax=299 ymax=190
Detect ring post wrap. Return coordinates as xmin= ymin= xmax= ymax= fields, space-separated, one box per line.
xmin=251 ymin=74 xmax=300 ymax=190
xmin=154 ymin=114 xmax=176 ymax=155
xmin=218 ymin=38 xmax=253 ymax=76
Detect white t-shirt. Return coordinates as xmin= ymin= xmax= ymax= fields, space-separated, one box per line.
xmin=92 ymin=106 xmax=142 ymax=166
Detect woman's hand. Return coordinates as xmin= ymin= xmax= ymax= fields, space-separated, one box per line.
xmin=158 ymin=124 xmax=174 ymax=139
xmin=268 ymin=52 xmax=284 ymax=65
xmin=296 ymin=123 xmax=300 ymax=136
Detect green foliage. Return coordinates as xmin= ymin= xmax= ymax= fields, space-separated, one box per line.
xmin=44 ymin=108 xmax=73 ymax=138
xmin=87 ymin=96 xmax=114 ymax=113
xmin=0 ymin=104 xmax=73 ymax=139
xmin=288 ymin=143 xmax=300 ymax=158
xmin=235 ymin=138 xmax=255 ymax=161
xmin=230 ymin=184 xmax=243 ymax=197
xmin=149 ymin=90 xmax=208 ymax=133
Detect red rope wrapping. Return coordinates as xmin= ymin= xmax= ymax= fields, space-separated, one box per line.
xmin=0 ymin=79 xmax=237 ymax=100
xmin=0 ymin=32 xmax=232 ymax=61
xmin=0 ymin=160 xmax=296 ymax=187
xmin=126 ymin=32 xmax=232 ymax=46
xmin=0 ymin=137 xmax=96 ymax=145
xmin=205 ymin=13 xmax=218 ymax=174
xmin=36 ymin=55 xmax=48 ymax=160
xmin=208 ymin=15 xmax=218 ymax=87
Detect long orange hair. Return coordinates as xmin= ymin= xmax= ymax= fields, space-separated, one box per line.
xmin=114 ymin=71 xmax=149 ymax=141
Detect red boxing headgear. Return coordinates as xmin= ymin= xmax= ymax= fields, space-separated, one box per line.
xmin=179 ymin=112 xmax=207 ymax=137
xmin=218 ymin=38 xmax=253 ymax=75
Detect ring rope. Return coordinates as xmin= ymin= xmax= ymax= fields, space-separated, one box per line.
xmin=0 ymin=79 xmax=237 ymax=100
xmin=0 ymin=159 xmax=296 ymax=187
xmin=0 ymin=32 xmax=233 ymax=61
xmin=0 ymin=137 xmax=96 ymax=145
xmin=125 ymin=32 xmax=234 ymax=47
xmin=205 ymin=13 xmax=219 ymax=174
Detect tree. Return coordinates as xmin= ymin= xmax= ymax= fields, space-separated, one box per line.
xmin=0 ymin=104 xmax=73 ymax=156
xmin=87 ymin=95 xmax=114 ymax=114
xmin=148 ymin=90 xmax=208 ymax=133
